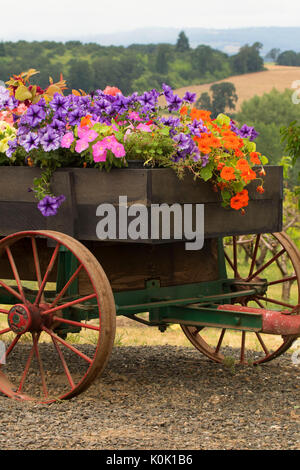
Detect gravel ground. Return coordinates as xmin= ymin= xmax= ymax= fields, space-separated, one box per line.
xmin=0 ymin=344 xmax=299 ymax=450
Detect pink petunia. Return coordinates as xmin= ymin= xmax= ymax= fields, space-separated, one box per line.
xmin=75 ymin=139 xmax=89 ymax=153
xmin=61 ymin=132 xmax=74 ymax=148
xmin=92 ymin=141 xmax=107 ymax=162
xmin=136 ymin=123 xmax=152 ymax=133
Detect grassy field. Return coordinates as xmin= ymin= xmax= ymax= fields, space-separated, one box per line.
xmin=159 ymin=64 xmax=300 ymax=112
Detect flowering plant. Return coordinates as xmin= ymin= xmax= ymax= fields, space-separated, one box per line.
xmin=0 ymin=70 xmax=267 ymax=216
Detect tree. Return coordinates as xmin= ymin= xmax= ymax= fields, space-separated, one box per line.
xmin=0 ymin=42 xmax=5 ymax=57
xmin=265 ymin=48 xmax=280 ymax=62
xmin=236 ymin=89 xmax=300 ymax=188
xmin=155 ymin=44 xmax=170 ymax=74
xmin=277 ymin=50 xmax=300 ymax=66
xmin=196 ymin=82 xmax=238 ymax=119
xmin=231 ymin=42 xmax=264 ymax=74
xmin=176 ymin=31 xmax=190 ymax=53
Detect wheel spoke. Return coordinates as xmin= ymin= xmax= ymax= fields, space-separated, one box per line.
xmin=215 ymin=329 xmax=226 ymax=354
xmin=6 ymin=247 xmax=26 ymax=303
xmin=224 ymin=249 xmax=236 ymax=274
xmin=232 ymin=236 xmax=239 ymax=278
xmin=42 ymin=293 xmax=97 ymax=316
xmin=256 ymin=295 xmax=295 ymax=309
xmin=240 ymin=331 xmax=246 ymax=364
xmin=254 ymin=298 xmax=265 ymax=308
xmin=32 ymin=333 xmax=48 ymax=398
xmin=248 ymin=234 xmax=261 ymax=278
xmin=18 ymin=343 xmax=35 ymax=392
xmin=51 ymin=336 xmax=75 ymax=390
xmin=31 ymin=237 xmax=44 ymax=304
xmin=34 ymin=243 xmax=60 ymax=306
xmin=53 ymin=316 xmax=100 ymax=332
xmin=50 ymin=264 xmax=83 ymax=308
xmin=267 ymin=275 xmax=297 ymax=286
xmin=256 ymin=333 xmax=269 ymax=356
xmin=42 ymin=326 xmax=93 ymax=364
xmin=0 ymin=328 xmax=11 ymax=335
xmin=247 ymin=248 xmax=286 ymax=281
xmin=5 ymin=334 xmax=21 ymax=359
xmin=0 ymin=309 xmax=9 ymax=314
xmin=0 ymin=280 xmax=23 ymax=302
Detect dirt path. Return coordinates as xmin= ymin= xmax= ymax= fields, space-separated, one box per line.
xmin=0 ymin=345 xmax=299 ymax=450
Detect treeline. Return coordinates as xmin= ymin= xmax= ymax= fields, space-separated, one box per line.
xmin=0 ymin=33 xmax=264 ymax=94
xmin=265 ymin=48 xmax=300 ymax=66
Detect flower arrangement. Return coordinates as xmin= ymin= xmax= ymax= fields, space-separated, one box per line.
xmin=0 ymin=70 xmax=267 ymax=216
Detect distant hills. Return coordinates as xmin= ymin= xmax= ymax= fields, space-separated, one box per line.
xmin=83 ymin=27 xmax=300 ymax=54
xmin=10 ymin=27 xmax=299 ymax=55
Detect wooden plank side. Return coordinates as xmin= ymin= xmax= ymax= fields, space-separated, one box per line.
xmin=78 ymin=239 xmax=219 ymax=293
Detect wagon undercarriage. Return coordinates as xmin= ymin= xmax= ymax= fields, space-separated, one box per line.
xmin=0 ymin=227 xmax=299 ymax=403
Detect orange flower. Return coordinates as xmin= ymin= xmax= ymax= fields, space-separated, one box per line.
xmin=180 ymin=105 xmax=188 ymax=116
xmin=241 ymin=168 xmax=257 ymax=183
xmin=236 ymin=158 xmax=250 ymax=172
xmin=220 ymin=166 xmax=236 ymax=181
xmin=256 ymin=185 xmax=265 ymax=194
xmin=80 ymin=115 xmax=92 ymax=128
xmin=190 ymin=108 xmax=212 ymax=122
xmin=103 ymin=86 xmax=121 ymax=96
xmin=235 ymin=149 xmax=244 ymax=158
xmin=250 ymin=152 xmax=261 ymax=165
xmin=217 ymin=162 xmax=225 ymax=171
xmin=230 ymin=189 xmax=249 ymax=210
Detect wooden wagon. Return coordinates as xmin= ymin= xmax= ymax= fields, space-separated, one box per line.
xmin=0 ymin=165 xmax=299 ymax=403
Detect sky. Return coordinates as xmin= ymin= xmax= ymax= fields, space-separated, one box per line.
xmin=1 ymin=0 xmax=300 ymax=40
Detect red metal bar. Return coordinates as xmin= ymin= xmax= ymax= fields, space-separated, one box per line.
xmin=217 ymin=304 xmax=300 ymax=335
xmin=41 ymin=293 xmax=97 ymax=316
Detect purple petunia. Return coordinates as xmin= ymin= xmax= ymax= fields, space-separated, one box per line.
xmin=24 ymin=104 xmax=46 ymax=128
xmin=23 ymin=132 xmax=39 ymax=152
xmin=49 ymin=93 xmax=69 ymax=118
xmin=166 ymin=93 xmax=183 ymax=112
xmin=37 ymin=194 xmax=66 ymax=217
xmin=183 ymin=91 xmax=196 ymax=104
xmin=40 ymin=128 xmax=60 ymax=152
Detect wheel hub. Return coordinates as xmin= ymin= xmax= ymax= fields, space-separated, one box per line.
xmin=8 ymin=303 xmax=51 ymax=334
xmin=8 ymin=304 xmax=32 ymax=334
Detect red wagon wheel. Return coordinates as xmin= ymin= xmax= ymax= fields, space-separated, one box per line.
xmin=181 ymin=232 xmax=300 ymax=365
xmin=0 ymin=230 xmax=116 ymax=403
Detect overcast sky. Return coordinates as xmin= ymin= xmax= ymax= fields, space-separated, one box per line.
xmin=2 ymin=0 xmax=300 ymax=39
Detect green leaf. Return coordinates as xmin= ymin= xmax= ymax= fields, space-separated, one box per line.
xmin=200 ymin=167 xmax=213 ymax=181
xmin=15 ymin=85 xmax=32 ymax=101
xmin=260 ymin=155 xmax=269 ymax=165
xmin=216 ymin=113 xmax=231 ymax=127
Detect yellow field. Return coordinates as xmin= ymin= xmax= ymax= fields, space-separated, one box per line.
xmin=158 ymin=64 xmax=300 ymax=112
